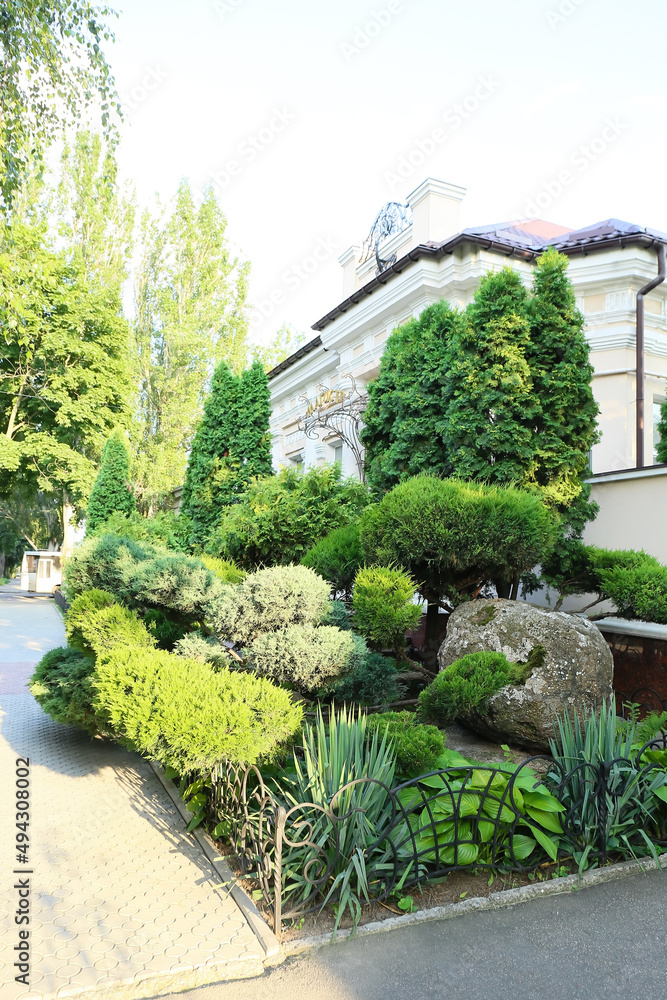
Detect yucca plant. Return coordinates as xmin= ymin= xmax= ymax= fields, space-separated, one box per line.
xmin=275 ymin=705 xmax=401 ymax=933
xmin=548 ymin=699 xmax=667 ymax=870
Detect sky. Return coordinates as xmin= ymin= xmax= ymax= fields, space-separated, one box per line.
xmin=107 ymin=0 xmax=667 ymax=348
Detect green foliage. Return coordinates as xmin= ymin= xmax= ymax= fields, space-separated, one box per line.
xmin=205 ymin=564 xmax=331 ymax=645
xmin=365 ymin=712 xmax=445 ymax=776
xmin=275 ymin=706 xmax=397 ymax=933
xmin=321 ymin=599 xmax=353 ymax=630
xmin=325 ymin=652 xmax=403 ymax=707
xmin=656 ymin=398 xmax=667 ymax=464
xmin=419 ymin=652 xmax=519 ymax=724
xmin=0 ymin=3 xmax=119 ymax=212
xmin=64 ymin=589 xmax=116 ymax=652
xmin=86 ymin=430 xmax=136 ymax=532
xmin=208 ymin=465 xmax=371 ymax=569
xmin=63 ymin=534 xmax=221 ymax=644
xmin=359 ymin=476 xmax=558 ymax=606
xmin=352 ymin=566 xmax=422 ymax=659
xmin=93 ymin=647 xmax=302 ymax=770
xmin=548 ymin=701 xmax=667 ymax=869
xmin=86 ymin=510 xmax=189 ymax=551
xmin=196 ymin=553 xmax=246 ymax=584
xmin=361 ymin=301 xmax=462 ymax=492
xmin=0 ymin=222 xmax=134 ymax=535
xmin=132 ymin=183 xmax=250 ymax=512
xmin=29 ymin=647 xmax=99 ymax=736
xmin=301 ymin=523 xmax=364 ymax=599
xmin=65 ymin=594 xmax=155 ymax=658
xmin=245 ymin=625 xmax=366 ymax=693
xmin=173 ymin=631 xmax=231 ymax=669
xmin=180 ymin=360 xmax=272 ymax=547
xmin=636 ymin=712 xmax=667 ymax=747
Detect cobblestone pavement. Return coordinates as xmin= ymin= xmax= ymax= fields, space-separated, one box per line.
xmin=0 ymin=593 xmax=266 ymax=1000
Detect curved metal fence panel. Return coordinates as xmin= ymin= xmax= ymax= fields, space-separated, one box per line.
xmin=209 ymin=734 xmax=667 ymax=937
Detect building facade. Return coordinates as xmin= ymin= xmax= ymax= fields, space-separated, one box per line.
xmin=267 ymin=177 xmax=667 ymax=557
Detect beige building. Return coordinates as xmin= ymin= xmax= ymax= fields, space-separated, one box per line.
xmin=268 ymin=178 xmax=667 ymax=560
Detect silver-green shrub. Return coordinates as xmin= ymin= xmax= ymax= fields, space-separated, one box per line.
xmin=205 ymin=564 xmax=330 ymax=644
xmin=173 ymin=631 xmax=231 ymax=668
xmin=245 ymin=625 xmax=367 ymax=692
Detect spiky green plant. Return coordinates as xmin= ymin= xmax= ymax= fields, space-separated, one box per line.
xmin=548 ymin=700 xmax=667 ymax=870
xmin=276 ymin=705 xmax=399 ymax=933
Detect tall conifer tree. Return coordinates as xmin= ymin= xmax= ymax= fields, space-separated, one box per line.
xmin=86 ymin=431 xmax=135 ymax=532
xmin=180 ymin=360 xmax=272 ymax=547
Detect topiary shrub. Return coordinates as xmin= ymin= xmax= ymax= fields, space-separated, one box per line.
xmin=29 ymin=647 xmax=100 ymax=736
xmin=205 ymin=564 xmax=331 ymax=645
xmin=325 ymin=652 xmax=404 ymax=707
xmin=590 ymin=548 xmax=667 ymax=624
xmin=302 ymin=523 xmax=364 ymax=598
xmin=418 ymin=651 xmax=529 ymax=724
xmin=352 ymin=565 xmax=422 ymax=660
xmin=365 ymin=711 xmax=446 ymax=776
xmin=93 ymin=648 xmax=303 ymax=769
xmin=207 ymin=465 xmax=371 ymax=569
xmin=244 ymin=625 xmax=367 ymax=693
xmin=197 ymin=553 xmax=246 ymax=585
xmin=173 ymin=631 xmax=231 ymax=668
xmin=65 ymin=592 xmax=155 ymax=657
xmin=85 ymin=429 xmax=136 ymax=532
xmin=321 ymin=599 xmax=353 ymax=630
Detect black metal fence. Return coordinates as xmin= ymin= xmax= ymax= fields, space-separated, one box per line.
xmin=207 ymin=733 xmax=667 ymax=937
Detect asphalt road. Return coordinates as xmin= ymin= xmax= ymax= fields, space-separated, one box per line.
xmin=164 ymin=868 xmax=667 ymax=1000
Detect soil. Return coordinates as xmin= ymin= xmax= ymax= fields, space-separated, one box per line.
xmin=211 ymin=722 xmax=560 ymax=941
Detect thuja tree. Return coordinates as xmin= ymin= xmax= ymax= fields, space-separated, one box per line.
xmin=361 ymin=301 xmax=462 ymax=493
xmin=180 ymin=359 xmax=272 ymax=547
xmin=86 ymin=431 xmax=136 ymax=532
xmin=445 ymin=267 xmax=539 ymax=484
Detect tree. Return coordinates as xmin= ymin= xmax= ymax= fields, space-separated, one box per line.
xmin=0 ymin=222 xmax=134 ymax=553
xmin=445 ymin=267 xmax=538 ymax=484
xmin=361 ymin=302 xmax=461 ymax=494
xmin=359 ymin=476 xmax=558 ymax=668
xmin=250 ymin=322 xmax=306 ymax=372
xmin=526 ymin=248 xmax=599 ymax=503
xmin=0 ymin=1 xmax=120 ymax=212
xmin=132 ymin=182 xmax=250 ymax=512
xmin=655 ymin=401 xmax=667 ymax=464
xmin=86 ymin=430 xmax=135 ymax=532
xmin=180 ymin=360 xmax=272 ymax=547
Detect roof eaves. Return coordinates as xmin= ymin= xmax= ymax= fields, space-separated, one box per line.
xmin=266 ymin=334 xmax=322 ymax=380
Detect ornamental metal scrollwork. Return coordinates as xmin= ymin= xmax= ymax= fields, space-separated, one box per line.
xmin=297 ymin=372 xmax=368 ymax=482
xmin=358 ymin=200 xmax=413 ymax=275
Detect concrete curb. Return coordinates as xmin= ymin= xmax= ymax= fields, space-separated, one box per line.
xmin=148 ymin=761 xmax=284 ymax=965
xmin=282 ymin=849 xmax=667 ymax=955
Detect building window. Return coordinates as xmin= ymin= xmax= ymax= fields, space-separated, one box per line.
xmin=290 ymin=451 xmax=304 ymax=467
xmin=333 ymin=443 xmax=343 ymax=465
xmin=653 ymin=395 xmax=666 ymax=463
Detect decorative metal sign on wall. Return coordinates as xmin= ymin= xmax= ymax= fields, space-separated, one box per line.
xmin=359 ymin=200 xmax=413 ymax=275
xmin=297 ymin=372 xmax=368 ymax=481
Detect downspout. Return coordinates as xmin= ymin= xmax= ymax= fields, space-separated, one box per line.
xmin=636 ymin=243 xmax=666 ymax=468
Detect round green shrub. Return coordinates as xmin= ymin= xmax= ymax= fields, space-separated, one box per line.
xmin=93 ymin=648 xmax=303 ymax=769
xmin=301 ymin=523 xmax=364 ymax=598
xmin=205 ymin=563 xmax=331 ymax=645
xmin=197 ymin=553 xmax=246 ymax=585
xmin=29 ymin=647 xmax=102 ymax=736
xmin=352 ymin=565 xmax=422 ymax=657
xmin=326 ymin=652 xmax=403 ymax=707
xmin=173 ymin=631 xmax=231 ymax=668
xmin=66 ymin=592 xmax=155 ymax=657
xmin=418 ymin=651 xmax=514 ymax=724
xmin=244 ymin=625 xmax=365 ymax=693
xmin=365 ymin=711 xmax=446 ymax=776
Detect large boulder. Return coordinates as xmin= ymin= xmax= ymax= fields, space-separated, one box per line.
xmin=437 ymin=598 xmax=613 ymax=751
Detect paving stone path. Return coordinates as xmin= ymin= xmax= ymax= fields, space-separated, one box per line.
xmin=0 ymin=585 xmax=267 ymax=1000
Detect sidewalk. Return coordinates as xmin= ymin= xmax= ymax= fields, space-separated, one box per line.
xmin=0 ymin=592 xmax=271 ymax=1000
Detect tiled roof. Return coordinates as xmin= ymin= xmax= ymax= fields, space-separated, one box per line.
xmin=268 ymin=216 xmax=667 ymax=378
